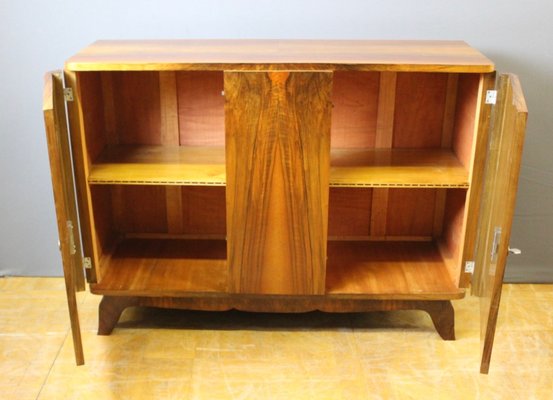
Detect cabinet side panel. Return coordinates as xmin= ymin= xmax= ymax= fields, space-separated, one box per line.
xmin=437 ymin=188 xmax=467 ymax=286
xmin=78 ymin=73 xmax=107 ymax=162
xmin=330 ymin=71 xmax=378 ymax=148
xmin=452 ymin=74 xmax=480 ymax=169
xmin=177 ymin=71 xmax=225 ymax=146
xmin=226 ymin=71 xmax=331 ymax=295
xmin=393 ymin=72 xmax=448 ymax=148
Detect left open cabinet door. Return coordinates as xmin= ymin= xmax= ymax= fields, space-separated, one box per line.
xmin=472 ymin=73 xmax=528 ymax=374
xmin=43 ymin=71 xmax=85 ymax=365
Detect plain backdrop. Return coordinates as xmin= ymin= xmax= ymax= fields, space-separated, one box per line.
xmin=0 ymin=0 xmax=551 ymax=281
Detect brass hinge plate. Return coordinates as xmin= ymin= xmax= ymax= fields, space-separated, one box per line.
xmin=485 ymin=90 xmax=497 ymax=105
xmin=83 ymin=257 xmax=92 ymax=270
xmin=63 ymin=87 xmax=74 ymax=102
xmin=66 ymin=220 xmax=76 ymax=255
xmin=464 ymin=261 xmax=475 ymax=274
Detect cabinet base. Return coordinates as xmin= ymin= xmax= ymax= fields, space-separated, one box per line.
xmin=98 ymin=295 xmax=455 ymax=340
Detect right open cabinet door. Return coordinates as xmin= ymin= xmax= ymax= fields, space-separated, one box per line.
xmin=472 ymin=73 xmax=528 ymax=374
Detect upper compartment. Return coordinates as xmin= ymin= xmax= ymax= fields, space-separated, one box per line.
xmin=65 ymin=40 xmax=494 ymax=73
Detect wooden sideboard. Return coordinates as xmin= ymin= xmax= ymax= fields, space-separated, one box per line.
xmin=43 ymin=40 xmax=527 ymax=373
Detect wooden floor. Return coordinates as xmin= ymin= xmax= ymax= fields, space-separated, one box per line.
xmin=1 ymin=277 xmax=552 ymax=399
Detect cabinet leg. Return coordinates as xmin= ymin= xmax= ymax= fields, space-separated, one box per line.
xmin=98 ymin=296 xmax=139 ymax=335
xmin=420 ymin=300 xmax=455 ymax=340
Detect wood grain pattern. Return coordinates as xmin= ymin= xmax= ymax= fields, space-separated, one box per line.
xmin=472 ymin=74 xmax=527 ymax=374
xmin=65 ymin=40 xmax=494 ymax=73
xmin=326 ymin=242 xmax=463 ymax=299
xmin=43 ymin=71 xmax=85 ymax=365
xmin=226 ymin=71 xmax=332 ymax=295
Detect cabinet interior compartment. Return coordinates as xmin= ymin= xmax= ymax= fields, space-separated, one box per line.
xmin=326 ymin=71 xmax=481 ymax=298
xmin=79 ymin=71 xmax=226 ymax=186
xmin=77 ymin=71 xmax=228 ymax=295
xmin=88 ymin=184 xmax=227 ymax=295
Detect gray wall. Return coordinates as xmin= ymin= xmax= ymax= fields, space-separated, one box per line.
xmin=1 ymin=0 xmax=551 ymax=281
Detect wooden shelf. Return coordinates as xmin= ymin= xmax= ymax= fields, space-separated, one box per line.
xmin=91 ymin=239 xmax=228 ymax=295
xmin=88 ymin=146 xmax=468 ymax=188
xmin=325 ymin=241 xmax=464 ymax=299
xmin=330 ymin=149 xmax=469 ymax=188
xmin=88 ymin=145 xmax=226 ymax=186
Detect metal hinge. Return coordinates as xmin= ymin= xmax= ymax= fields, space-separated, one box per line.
xmin=83 ymin=257 xmax=92 ymax=270
xmin=63 ymin=87 xmax=74 ymax=102
xmin=464 ymin=261 xmax=475 ymax=274
xmin=485 ymin=90 xmax=497 ymax=105
xmin=66 ymin=220 xmax=76 ymax=255
xmin=490 ymin=227 xmax=502 ymax=263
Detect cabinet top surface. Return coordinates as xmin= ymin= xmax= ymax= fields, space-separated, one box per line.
xmin=65 ymin=39 xmax=494 ymax=72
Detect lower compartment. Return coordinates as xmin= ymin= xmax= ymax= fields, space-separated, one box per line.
xmin=325 ymin=241 xmax=464 ymax=299
xmin=91 ymin=238 xmax=227 ymax=295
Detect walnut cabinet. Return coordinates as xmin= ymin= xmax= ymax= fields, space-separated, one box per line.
xmin=42 ymin=40 xmax=527 ymax=373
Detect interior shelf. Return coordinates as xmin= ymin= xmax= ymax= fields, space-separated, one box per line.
xmin=325 ymin=241 xmax=464 ymax=299
xmin=88 ymin=145 xmax=226 ymax=186
xmin=330 ymin=149 xmax=469 ymax=188
xmin=88 ymin=145 xmax=468 ymax=188
xmin=90 ymin=238 xmax=228 ymax=295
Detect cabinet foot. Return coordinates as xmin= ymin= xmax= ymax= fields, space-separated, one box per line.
xmin=96 ymin=296 xmax=455 ymax=339
xmin=420 ymin=300 xmax=455 ymax=340
xmin=98 ymin=296 xmax=139 ymax=335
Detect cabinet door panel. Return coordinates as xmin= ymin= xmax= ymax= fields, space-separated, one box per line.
xmin=472 ymin=74 xmax=527 ymax=373
xmin=225 ymin=71 xmax=332 ymax=295
xmin=43 ymin=71 xmax=85 ymax=365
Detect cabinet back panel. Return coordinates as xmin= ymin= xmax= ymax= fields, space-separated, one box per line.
xmin=328 ymin=187 xmax=372 ymax=236
xmin=177 ymin=71 xmax=225 ymax=146
xmin=112 ymin=186 xmax=168 ymax=233
xmin=453 ymin=74 xmax=480 ymax=169
xmin=331 ymin=71 xmax=379 ymax=148
xmin=386 ymin=188 xmax=437 ymax=236
xmin=180 ymin=187 xmax=226 ymax=234
xmin=393 ymin=73 xmax=448 ymax=148
xmin=90 ymin=185 xmax=226 ymax=241
xmin=110 ymin=72 xmax=162 ymax=145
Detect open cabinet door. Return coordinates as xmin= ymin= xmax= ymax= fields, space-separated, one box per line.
xmin=472 ymin=74 xmax=527 ymax=374
xmin=43 ymin=71 xmax=85 ymax=365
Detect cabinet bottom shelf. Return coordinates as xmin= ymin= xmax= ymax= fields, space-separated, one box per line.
xmin=91 ymin=239 xmax=463 ymax=300
xmin=91 ymin=239 xmax=228 ymax=296
xmin=326 ymin=241 xmax=464 ymax=299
